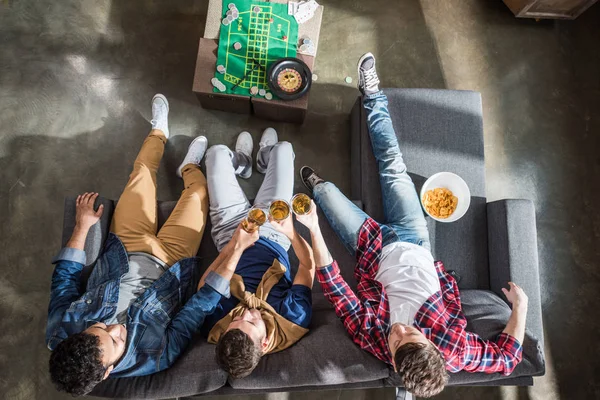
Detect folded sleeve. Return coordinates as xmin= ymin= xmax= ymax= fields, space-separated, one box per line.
xmin=52 ymin=247 xmax=87 ymax=265
xmin=204 ymin=271 xmax=231 ymax=298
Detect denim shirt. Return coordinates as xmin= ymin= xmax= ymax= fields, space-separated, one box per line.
xmin=46 ymin=233 xmax=229 ymax=378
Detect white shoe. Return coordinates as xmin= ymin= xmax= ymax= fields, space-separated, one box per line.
xmin=235 ymin=131 xmax=253 ymax=179
xmin=177 ymin=136 xmax=208 ymax=178
xmin=151 ymin=94 xmax=169 ymax=138
xmin=257 ymin=128 xmax=278 ymax=174
xmin=357 ymin=53 xmax=380 ymax=96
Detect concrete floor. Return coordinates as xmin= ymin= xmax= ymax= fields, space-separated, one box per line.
xmin=0 ymin=0 xmax=598 ymax=399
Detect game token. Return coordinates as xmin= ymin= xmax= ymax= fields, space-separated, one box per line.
xmin=233 ymin=42 xmax=242 ymax=50
xmin=228 ymin=3 xmax=236 ymax=9
xmin=312 ymin=74 xmax=318 ymax=81
xmin=227 ymin=14 xmax=234 ymax=22
xmin=299 ymin=44 xmax=308 ymax=52
xmin=265 ymin=92 xmax=273 ymax=100
xmin=250 ymin=86 xmax=259 ymax=95
xmin=222 ymin=18 xmax=230 ymax=26
xmin=232 ymin=11 xmax=239 ymax=18
xmin=226 ymin=10 xmax=232 ymax=16
xmin=345 ymin=76 xmax=353 ymax=84
xmin=282 ymin=35 xmax=288 ymax=41
xmin=269 ymin=17 xmax=274 ymax=23
xmin=253 ymin=6 xmax=260 ymax=13
xmin=303 ymin=38 xmax=312 ymax=45
xmin=217 ymin=65 xmax=226 ymax=74
xmin=259 ymin=88 xmax=266 ymax=96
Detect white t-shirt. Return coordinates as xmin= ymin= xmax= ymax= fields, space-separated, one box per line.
xmin=375 ymin=242 xmax=441 ymax=325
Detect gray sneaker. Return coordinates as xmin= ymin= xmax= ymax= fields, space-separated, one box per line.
xmin=357 ymin=52 xmax=380 ymax=96
xmin=257 ymin=127 xmax=278 ymax=174
xmin=235 ymin=131 xmax=253 ymax=179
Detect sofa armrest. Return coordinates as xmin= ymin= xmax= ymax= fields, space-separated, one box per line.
xmin=60 ymin=196 xmax=115 ymax=267
xmin=487 ymin=199 xmax=545 ymax=375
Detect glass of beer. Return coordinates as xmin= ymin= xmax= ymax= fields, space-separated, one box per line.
xmin=241 ymin=206 xmax=267 ymax=233
xmin=269 ymin=199 xmax=291 ymax=222
xmin=291 ymin=193 xmax=312 ymax=215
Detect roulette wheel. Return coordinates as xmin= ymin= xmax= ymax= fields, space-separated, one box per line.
xmin=267 ymin=58 xmax=312 ymax=101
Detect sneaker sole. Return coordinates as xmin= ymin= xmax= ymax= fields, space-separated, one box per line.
xmin=357 ymin=52 xmax=375 ymax=92
xmin=152 ymin=94 xmax=169 ymax=113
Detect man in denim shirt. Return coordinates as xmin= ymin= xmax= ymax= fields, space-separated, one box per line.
xmin=46 ymin=94 xmax=257 ymax=396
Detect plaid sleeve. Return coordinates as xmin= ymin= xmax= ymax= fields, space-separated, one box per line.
xmin=459 ymin=330 xmax=524 ymax=375
xmin=316 ymin=261 xmax=363 ymax=336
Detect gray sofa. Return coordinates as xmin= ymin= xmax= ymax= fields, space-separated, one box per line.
xmin=58 ymin=88 xmax=544 ymax=399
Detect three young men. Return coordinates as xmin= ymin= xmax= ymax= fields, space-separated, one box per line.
xmin=47 ymin=53 xmax=528 ymax=398
xmin=299 ymin=53 xmax=529 ymax=397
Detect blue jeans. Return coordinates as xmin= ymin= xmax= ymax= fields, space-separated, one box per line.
xmin=313 ymin=91 xmax=431 ymax=255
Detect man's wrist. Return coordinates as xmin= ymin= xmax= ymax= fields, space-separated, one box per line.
xmin=73 ymin=224 xmax=91 ymax=235
xmin=512 ymin=301 xmax=528 ymax=314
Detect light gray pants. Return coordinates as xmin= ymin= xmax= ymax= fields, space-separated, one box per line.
xmin=205 ymin=141 xmax=294 ymax=252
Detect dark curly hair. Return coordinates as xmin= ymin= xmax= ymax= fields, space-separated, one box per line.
xmin=49 ymin=332 xmax=107 ymax=396
xmin=215 ymin=329 xmax=262 ymax=379
xmin=394 ymin=342 xmax=448 ymax=398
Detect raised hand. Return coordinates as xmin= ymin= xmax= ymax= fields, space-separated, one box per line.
xmin=502 ymin=282 xmax=528 ymax=311
xmin=231 ymin=223 xmax=260 ymax=251
xmin=268 ymin=213 xmax=296 ymax=240
xmin=75 ymin=192 xmax=104 ymax=230
xmin=295 ymin=200 xmax=319 ymax=232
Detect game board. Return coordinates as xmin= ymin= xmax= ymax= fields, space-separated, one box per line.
xmin=214 ymin=0 xmax=298 ymax=96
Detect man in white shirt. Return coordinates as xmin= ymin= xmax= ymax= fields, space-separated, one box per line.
xmin=299 ymin=52 xmax=528 ymax=398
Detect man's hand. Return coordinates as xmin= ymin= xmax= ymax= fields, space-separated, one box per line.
xmin=502 ymin=282 xmax=528 ymax=311
xmin=75 ymin=192 xmax=104 ymax=231
xmin=230 ymin=223 xmax=259 ymax=252
xmin=268 ymin=213 xmax=296 ymax=240
xmin=295 ymin=200 xmax=319 ymax=232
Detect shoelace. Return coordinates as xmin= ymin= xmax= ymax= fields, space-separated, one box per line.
xmin=363 ymin=67 xmax=380 ymax=88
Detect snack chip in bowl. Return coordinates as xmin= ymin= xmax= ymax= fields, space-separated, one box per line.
xmin=422 ymin=188 xmax=458 ymax=219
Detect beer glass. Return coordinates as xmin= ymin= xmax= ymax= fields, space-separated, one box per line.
xmin=269 ymin=199 xmax=291 ymax=222
xmin=291 ymin=193 xmax=312 ymax=215
xmin=241 ymin=206 xmax=267 ymax=233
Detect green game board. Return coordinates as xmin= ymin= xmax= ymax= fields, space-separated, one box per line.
xmin=214 ymin=0 xmax=298 ymax=96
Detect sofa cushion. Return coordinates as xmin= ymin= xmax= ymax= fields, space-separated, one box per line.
xmin=354 ymin=89 xmax=489 ymax=290
xmin=90 ymin=336 xmax=227 ymax=398
xmin=386 ymin=290 xmax=544 ymax=386
xmin=228 ymin=297 xmax=390 ymax=390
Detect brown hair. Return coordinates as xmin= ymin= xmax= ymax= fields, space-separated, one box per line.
xmin=215 ymin=329 xmax=262 ymax=379
xmin=394 ymin=342 xmax=448 ymax=398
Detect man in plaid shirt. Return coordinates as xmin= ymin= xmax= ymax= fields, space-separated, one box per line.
xmin=299 ymin=53 xmax=529 ymax=398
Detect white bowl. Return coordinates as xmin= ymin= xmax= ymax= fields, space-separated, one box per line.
xmin=420 ymin=172 xmax=471 ymax=223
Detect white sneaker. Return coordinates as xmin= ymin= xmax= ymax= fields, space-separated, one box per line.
xmin=235 ymin=131 xmax=253 ymax=179
xmin=257 ymin=128 xmax=278 ymax=174
xmin=151 ymin=94 xmax=169 ymax=138
xmin=177 ymin=136 xmax=208 ymax=178
xmin=357 ymin=53 xmax=380 ymax=96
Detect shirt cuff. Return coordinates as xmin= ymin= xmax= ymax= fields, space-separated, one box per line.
xmin=52 ymin=247 xmax=87 ymax=265
xmin=497 ymin=332 xmax=524 ymax=360
xmin=205 ymin=271 xmax=231 ymax=298
xmin=316 ymin=261 xmax=340 ymax=283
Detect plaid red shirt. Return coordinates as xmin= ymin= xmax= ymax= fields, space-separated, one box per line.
xmin=317 ymin=218 xmax=523 ymax=375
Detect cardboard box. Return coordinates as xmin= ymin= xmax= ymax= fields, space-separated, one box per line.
xmin=192 ymin=38 xmax=251 ymax=115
